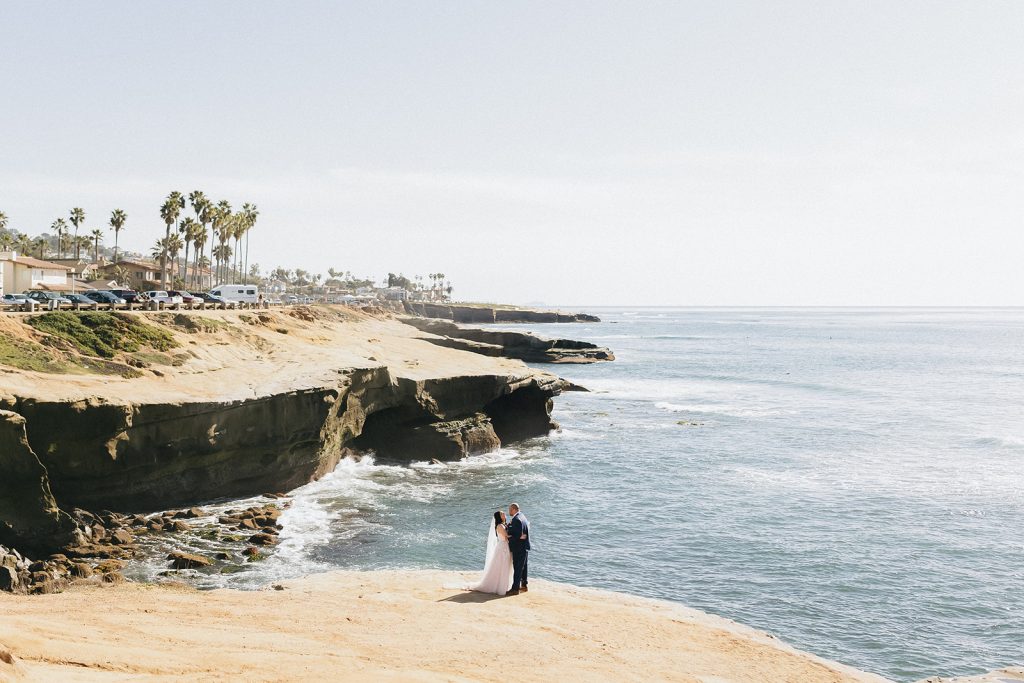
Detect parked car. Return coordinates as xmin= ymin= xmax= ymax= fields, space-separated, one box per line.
xmin=62 ymin=292 xmax=97 ymax=306
xmin=25 ymin=291 xmax=72 ymax=307
xmin=196 ymin=291 xmax=230 ymax=306
xmin=83 ymin=290 xmax=127 ymax=305
xmin=167 ymin=290 xmax=203 ymax=304
xmin=2 ymin=293 xmax=30 ymax=306
xmin=209 ymin=284 xmax=259 ymax=304
xmin=283 ymin=294 xmax=299 ymax=305
xmin=108 ymin=289 xmax=149 ymax=304
xmin=143 ymin=290 xmax=184 ymax=305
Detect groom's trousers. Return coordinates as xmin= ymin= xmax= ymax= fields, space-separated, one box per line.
xmin=511 ymin=547 xmax=529 ymax=590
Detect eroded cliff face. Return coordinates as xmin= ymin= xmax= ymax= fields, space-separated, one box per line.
xmin=0 ymin=411 xmax=78 ymax=555
xmin=2 ymin=369 xmax=561 ymax=513
xmin=0 ymin=307 xmax=570 ymax=556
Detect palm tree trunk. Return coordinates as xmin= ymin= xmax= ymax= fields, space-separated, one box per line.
xmin=113 ymin=232 xmax=119 ymax=265
xmin=244 ymin=230 xmax=250 ymax=285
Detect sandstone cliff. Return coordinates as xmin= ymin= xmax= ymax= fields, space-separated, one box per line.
xmin=0 ymin=308 xmax=567 ymax=552
xmin=399 ymin=316 xmax=614 ymax=363
xmin=403 ymin=301 xmax=600 ymax=323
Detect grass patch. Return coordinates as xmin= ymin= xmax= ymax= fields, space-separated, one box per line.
xmin=27 ymin=311 xmax=178 ymax=359
xmin=0 ymin=335 xmax=77 ymax=373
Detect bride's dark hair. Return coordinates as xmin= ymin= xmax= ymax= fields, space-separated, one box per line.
xmin=493 ymin=511 xmax=503 ymax=527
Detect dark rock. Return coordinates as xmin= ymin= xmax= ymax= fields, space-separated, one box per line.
xmin=214 ymin=552 xmax=231 ymax=561
xmin=236 ymin=518 xmax=258 ymax=531
xmin=0 ymin=566 xmax=20 ymax=592
xmin=242 ymin=546 xmax=260 ymax=557
xmin=248 ymin=533 xmax=277 ymax=546
xmin=167 ymin=551 xmax=212 ymax=569
xmin=163 ymin=521 xmax=190 ymax=533
xmin=70 ymin=562 xmax=93 ymax=578
xmin=95 ymin=559 xmax=124 ymax=573
xmin=109 ymin=529 xmax=134 ymax=545
xmin=101 ymin=570 xmax=124 ymax=584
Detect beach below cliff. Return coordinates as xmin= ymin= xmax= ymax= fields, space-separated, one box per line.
xmin=0 ymin=570 xmax=888 ymax=683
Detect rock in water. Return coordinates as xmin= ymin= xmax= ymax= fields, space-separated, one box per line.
xmin=167 ymin=551 xmax=212 ymax=569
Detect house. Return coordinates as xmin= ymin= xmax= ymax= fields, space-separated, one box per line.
xmin=98 ymin=260 xmax=162 ymax=291
xmin=266 ymin=279 xmax=288 ymax=295
xmin=0 ymin=251 xmax=73 ymax=295
xmin=380 ymin=286 xmax=409 ymax=301
xmin=48 ymin=258 xmax=101 ymax=283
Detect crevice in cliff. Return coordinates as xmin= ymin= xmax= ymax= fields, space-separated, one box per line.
xmin=484 ymin=384 xmax=557 ymax=444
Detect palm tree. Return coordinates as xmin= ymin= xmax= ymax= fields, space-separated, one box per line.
xmin=109 ymin=209 xmax=127 ymax=264
xmin=166 ymin=233 xmax=183 ymax=284
xmin=0 ymin=232 xmax=13 ymax=251
xmin=191 ymin=226 xmax=209 ymax=289
xmin=187 ymin=191 xmax=209 ymax=286
xmin=178 ymin=217 xmax=197 ymax=283
xmin=32 ymin=236 xmax=47 ymax=259
xmin=212 ymin=243 xmax=232 ymax=279
xmin=239 ymin=203 xmax=258 ymax=284
xmin=15 ymin=233 xmax=31 ymax=257
xmin=90 ymin=228 xmax=104 ymax=263
xmin=51 ymin=218 xmax=68 ymax=258
xmin=212 ymin=200 xmax=231 ymax=284
xmin=69 ymin=207 xmax=85 ymax=259
xmin=159 ymin=192 xmax=184 ymax=286
xmin=0 ymin=210 xmax=8 ymax=234
xmin=74 ymin=235 xmax=90 ymax=260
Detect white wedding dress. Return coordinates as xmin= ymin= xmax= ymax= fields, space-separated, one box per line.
xmin=467 ymin=522 xmax=514 ymax=595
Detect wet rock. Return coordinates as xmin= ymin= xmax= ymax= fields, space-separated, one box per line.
xmin=167 ymin=551 xmax=212 ymax=569
xmin=109 ymin=529 xmax=134 ymax=545
xmin=214 ymin=552 xmax=231 ymax=561
xmin=236 ymin=518 xmax=259 ymax=531
xmin=242 ymin=546 xmax=260 ymax=556
xmin=147 ymin=519 xmax=164 ymax=532
xmin=218 ymin=516 xmax=242 ymax=526
xmin=248 ymin=533 xmax=278 ymax=546
xmin=163 ymin=521 xmax=190 ymax=533
xmin=95 ymin=559 xmax=124 ymax=573
xmin=101 ymin=571 xmax=125 ymax=584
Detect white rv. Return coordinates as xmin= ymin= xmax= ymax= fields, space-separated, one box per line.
xmin=210 ymin=284 xmax=259 ymax=304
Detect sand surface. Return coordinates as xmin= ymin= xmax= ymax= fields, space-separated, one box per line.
xmin=0 ymin=570 xmax=890 ymax=683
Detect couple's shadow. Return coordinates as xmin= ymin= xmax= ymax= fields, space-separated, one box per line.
xmin=437 ymin=590 xmax=507 ymax=604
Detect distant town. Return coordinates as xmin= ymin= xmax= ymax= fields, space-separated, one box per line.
xmin=0 ymin=196 xmax=453 ymax=309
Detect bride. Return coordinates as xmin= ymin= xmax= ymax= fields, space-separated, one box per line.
xmin=467 ymin=511 xmax=514 ymax=595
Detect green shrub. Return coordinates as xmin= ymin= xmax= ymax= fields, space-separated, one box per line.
xmin=27 ymin=312 xmax=178 ymax=358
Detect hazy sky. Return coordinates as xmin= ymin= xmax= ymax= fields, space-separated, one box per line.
xmin=2 ymin=2 xmax=1023 ymax=305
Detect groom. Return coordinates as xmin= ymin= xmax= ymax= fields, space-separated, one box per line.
xmin=506 ymin=503 xmax=530 ymax=595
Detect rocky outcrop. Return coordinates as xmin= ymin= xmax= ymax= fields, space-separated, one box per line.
xmin=2 ymin=369 xmax=562 ymax=513
xmin=0 ymin=411 xmax=79 ymax=556
xmin=404 ymin=302 xmax=600 ymax=323
xmin=400 ymin=317 xmax=614 ymax=364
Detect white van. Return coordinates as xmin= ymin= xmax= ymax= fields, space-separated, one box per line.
xmin=210 ymin=284 xmax=259 ymax=304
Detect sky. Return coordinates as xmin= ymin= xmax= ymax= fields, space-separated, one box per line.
xmin=2 ymin=1 xmax=1023 ymax=306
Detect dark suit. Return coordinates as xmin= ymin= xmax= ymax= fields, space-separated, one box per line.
xmin=507 ymin=512 xmax=530 ymax=590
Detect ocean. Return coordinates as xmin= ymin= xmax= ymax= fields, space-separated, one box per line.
xmin=127 ymin=307 xmax=1024 ymax=682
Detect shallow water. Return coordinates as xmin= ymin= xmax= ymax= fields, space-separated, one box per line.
xmin=127 ymin=308 xmax=1024 ymax=682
